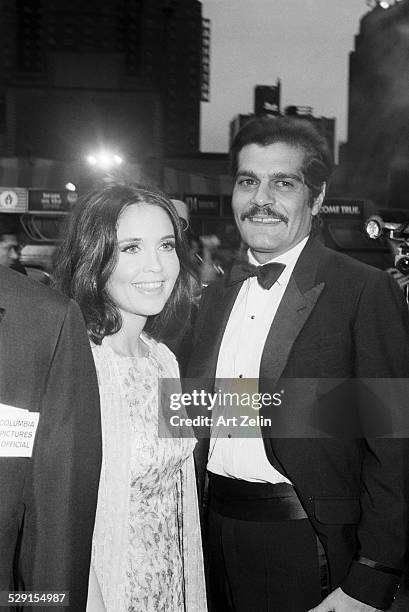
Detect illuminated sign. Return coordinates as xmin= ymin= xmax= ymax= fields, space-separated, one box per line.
xmin=0 ymin=188 xmax=28 ymax=213
xmin=28 ymin=190 xmax=78 ymax=214
xmin=184 ymin=194 xmax=220 ymax=216
xmin=320 ymin=199 xmax=367 ymax=218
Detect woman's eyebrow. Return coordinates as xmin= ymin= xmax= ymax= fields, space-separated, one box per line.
xmin=117 ymin=234 xmax=175 ymax=245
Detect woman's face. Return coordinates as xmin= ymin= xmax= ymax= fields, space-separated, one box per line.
xmin=106 ymin=203 xmax=180 ymax=326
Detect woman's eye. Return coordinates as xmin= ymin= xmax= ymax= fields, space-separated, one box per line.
xmin=160 ymin=240 xmax=176 ymax=251
xmin=122 ymin=244 xmax=140 ymax=254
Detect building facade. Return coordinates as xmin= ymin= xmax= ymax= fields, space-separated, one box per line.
xmin=0 ymin=0 xmax=207 ymax=170
xmin=345 ymin=0 xmax=409 ymax=206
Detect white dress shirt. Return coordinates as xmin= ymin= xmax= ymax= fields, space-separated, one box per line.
xmin=207 ymin=236 xmax=309 ymax=483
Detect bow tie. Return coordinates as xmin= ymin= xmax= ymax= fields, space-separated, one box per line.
xmin=227 ymin=261 xmax=286 ymax=290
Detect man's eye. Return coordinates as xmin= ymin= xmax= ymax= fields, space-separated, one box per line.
xmin=274 ymin=180 xmax=295 ymax=190
xmin=237 ymin=178 xmax=257 ymax=188
xmin=160 ymin=240 xmax=176 ymax=251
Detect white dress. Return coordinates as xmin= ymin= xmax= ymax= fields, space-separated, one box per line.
xmin=91 ymin=333 xmax=207 ymax=612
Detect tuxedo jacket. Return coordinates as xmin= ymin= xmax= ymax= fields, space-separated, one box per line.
xmin=186 ymin=236 xmax=409 ymax=610
xmin=0 ymin=267 xmax=101 ymax=611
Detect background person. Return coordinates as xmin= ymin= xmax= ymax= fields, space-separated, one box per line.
xmin=0 ymin=215 xmax=26 ymax=274
xmin=53 ymin=183 xmax=206 ymax=612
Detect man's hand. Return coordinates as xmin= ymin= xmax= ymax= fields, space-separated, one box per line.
xmin=307 ymin=587 xmax=381 ymax=611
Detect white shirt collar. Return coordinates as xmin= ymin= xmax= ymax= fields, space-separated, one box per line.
xmin=247 ymin=235 xmax=309 ymax=286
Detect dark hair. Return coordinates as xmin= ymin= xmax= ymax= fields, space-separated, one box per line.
xmin=230 ymin=116 xmax=333 ymax=199
xmin=53 ymin=182 xmax=195 ymax=345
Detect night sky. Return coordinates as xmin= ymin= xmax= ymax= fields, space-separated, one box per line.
xmin=200 ymin=0 xmax=369 ymax=153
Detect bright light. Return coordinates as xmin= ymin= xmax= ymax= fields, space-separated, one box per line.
xmin=65 ymin=182 xmax=77 ymax=191
xmin=86 ymin=151 xmax=124 ymax=169
xmin=368 ymin=0 xmax=402 ymax=7
xmin=365 ymin=219 xmax=382 ymax=239
xmin=99 ymin=152 xmax=112 ymax=169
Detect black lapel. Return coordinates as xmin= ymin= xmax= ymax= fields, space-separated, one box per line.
xmin=186 ymin=279 xmax=242 ymax=441
xmin=188 ymin=280 xmax=242 ymax=380
xmin=259 ymin=238 xmax=327 ymax=477
xmin=260 ymin=237 xmax=325 ymax=383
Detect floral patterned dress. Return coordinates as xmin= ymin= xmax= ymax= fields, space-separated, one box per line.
xmin=91 ymin=335 xmax=206 ymax=612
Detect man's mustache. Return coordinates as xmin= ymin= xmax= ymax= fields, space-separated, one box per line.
xmin=240 ymin=205 xmax=289 ymax=225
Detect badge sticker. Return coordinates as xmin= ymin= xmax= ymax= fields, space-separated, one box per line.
xmin=0 ymin=404 xmax=40 ymax=457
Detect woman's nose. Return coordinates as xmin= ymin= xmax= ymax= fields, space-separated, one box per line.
xmin=143 ymin=249 xmax=162 ymax=272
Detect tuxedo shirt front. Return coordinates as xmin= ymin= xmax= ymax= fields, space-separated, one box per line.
xmin=208 ymin=236 xmax=308 ymax=482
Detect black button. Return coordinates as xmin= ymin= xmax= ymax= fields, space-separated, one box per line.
xmin=251 ymin=315 xmax=255 ymax=320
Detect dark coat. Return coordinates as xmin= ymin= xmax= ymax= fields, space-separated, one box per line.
xmin=0 ymin=266 xmax=101 ymax=611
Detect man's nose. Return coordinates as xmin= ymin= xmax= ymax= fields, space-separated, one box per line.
xmin=252 ymin=182 xmax=274 ymax=207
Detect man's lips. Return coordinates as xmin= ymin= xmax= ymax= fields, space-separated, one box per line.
xmin=247 ymin=216 xmax=282 ymax=224
xmin=240 ymin=205 xmax=288 ymax=225
xmin=241 ymin=208 xmax=288 ymax=225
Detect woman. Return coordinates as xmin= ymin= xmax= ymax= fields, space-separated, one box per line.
xmin=53 ymin=183 xmax=206 ymax=611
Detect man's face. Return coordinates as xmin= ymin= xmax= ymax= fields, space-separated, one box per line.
xmin=0 ymin=234 xmax=21 ymax=268
xmin=232 ymin=142 xmax=325 ymax=263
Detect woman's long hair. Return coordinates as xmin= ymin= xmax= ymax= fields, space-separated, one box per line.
xmin=53 ymin=183 xmax=196 ymax=345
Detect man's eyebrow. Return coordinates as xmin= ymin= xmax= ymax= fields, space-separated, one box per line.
xmin=235 ymin=169 xmax=304 ymax=181
xmin=270 ymin=171 xmax=304 ymax=182
xmin=234 ymin=169 xmax=259 ymax=181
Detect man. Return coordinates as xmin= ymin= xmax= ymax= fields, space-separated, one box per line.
xmin=0 ymin=266 xmax=101 ymax=610
xmin=0 ymin=215 xmax=26 ymax=274
xmin=187 ymin=117 xmax=409 ymax=611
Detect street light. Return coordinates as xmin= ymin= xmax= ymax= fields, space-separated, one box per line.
xmin=85 ymin=150 xmax=124 ymax=170
xmin=366 ymin=0 xmax=403 ymax=7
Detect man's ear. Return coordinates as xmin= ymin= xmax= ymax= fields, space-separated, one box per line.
xmin=311 ymin=183 xmax=326 ymax=216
